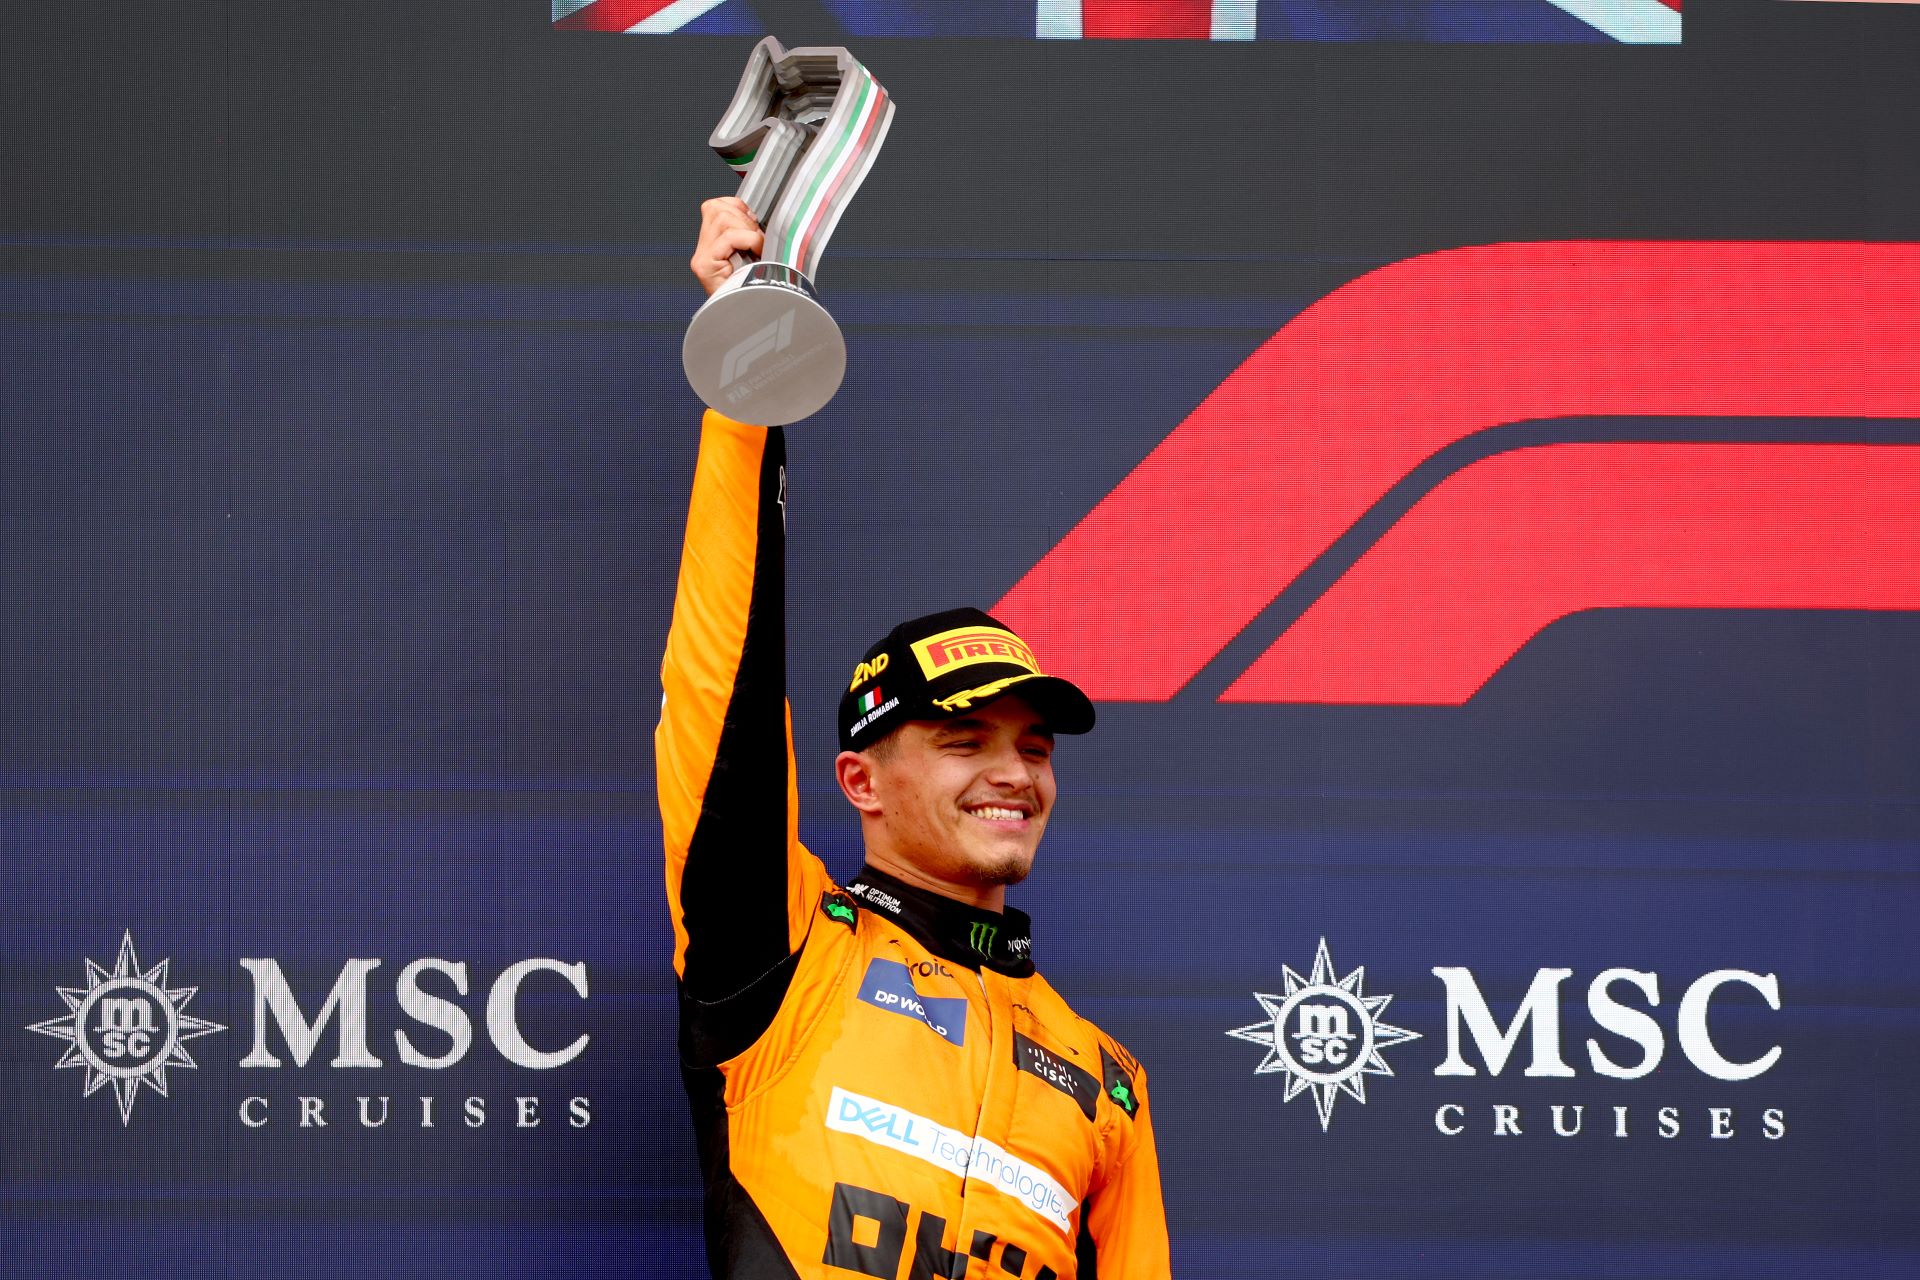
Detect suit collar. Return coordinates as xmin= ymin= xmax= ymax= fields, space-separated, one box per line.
xmin=845 ymin=865 xmax=1035 ymax=977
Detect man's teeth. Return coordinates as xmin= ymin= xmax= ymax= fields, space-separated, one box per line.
xmin=968 ymin=805 xmax=1028 ymax=821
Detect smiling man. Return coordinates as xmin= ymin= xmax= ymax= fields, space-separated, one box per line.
xmin=657 ymin=198 xmax=1171 ymax=1278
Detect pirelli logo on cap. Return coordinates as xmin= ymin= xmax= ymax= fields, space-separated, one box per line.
xmin=911 ymin=627 xmax=1041 ymax=680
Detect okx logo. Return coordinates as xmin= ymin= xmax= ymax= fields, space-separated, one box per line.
xmin=26 ymin=931 xmax=227 ymax=1125
xmin=1226 ymin=937 xmax=1419 ymax=1131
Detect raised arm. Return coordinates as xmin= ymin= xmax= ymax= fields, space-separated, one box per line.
xmin=657 ymin=199 xmax=824 ymax=1014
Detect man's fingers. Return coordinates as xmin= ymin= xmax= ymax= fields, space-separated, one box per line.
xmin=706 ymin=209 xmax=759 ymax=245
xmin=716 ymin=225 xmax=765 ymax=260
xmin=699 ymin=196 xmax=754 ymax=239
xmin=692 ymin=197 xmax=764 ymax=295
xmin=691 ymin=227 xmax=764 ymax=280
xmin=701 ymin=195 xmax=751 ymax=222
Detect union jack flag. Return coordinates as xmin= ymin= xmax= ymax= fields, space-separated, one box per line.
xmin=553 ymin=0 xmax=1681 ymax=43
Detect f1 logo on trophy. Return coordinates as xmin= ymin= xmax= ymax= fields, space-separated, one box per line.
xmin=682 ymin=37 xmax=896 ymax=426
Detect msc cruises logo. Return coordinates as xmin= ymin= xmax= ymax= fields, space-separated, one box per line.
xmin=1226 ymin=937 xmax=1419 ymax=1132
xmin=26 ymin=931 xmax=226 ymax=1125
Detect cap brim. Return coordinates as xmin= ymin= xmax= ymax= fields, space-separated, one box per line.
xmin=939 ymin=672 xmax=1096 ymax=736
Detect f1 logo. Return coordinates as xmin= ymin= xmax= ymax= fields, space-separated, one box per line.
xmin=719 ymin=309 xmax=796 ymax=389
xmin=997 ymin=241 xmax=1920 ymax=704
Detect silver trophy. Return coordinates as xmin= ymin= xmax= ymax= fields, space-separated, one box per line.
xmin=683 ymin=37 xmax=896 ymax=426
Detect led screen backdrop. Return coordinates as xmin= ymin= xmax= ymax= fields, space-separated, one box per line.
xmin=2 ymin=2 xmax=1917 ymax=1277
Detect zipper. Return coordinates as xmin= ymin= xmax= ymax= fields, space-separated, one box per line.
xmin=950 ymin=965 xmax=995 ymax=1277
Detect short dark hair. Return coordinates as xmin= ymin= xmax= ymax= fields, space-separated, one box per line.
xmin=861 ymin=727 xmax=901 ymax=762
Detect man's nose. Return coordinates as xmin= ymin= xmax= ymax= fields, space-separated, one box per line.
xmin=981 ymin=742 xmax=1031 ymax=786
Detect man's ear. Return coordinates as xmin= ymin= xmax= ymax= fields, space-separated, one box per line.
xmin=835 ymin=750 xmax=884 ymax=816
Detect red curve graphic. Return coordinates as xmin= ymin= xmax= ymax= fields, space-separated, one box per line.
xmin=1224 ymin=443 xmax=1920 ymax=704
xmin=994 ymin=241 xmax=1920 ymax=701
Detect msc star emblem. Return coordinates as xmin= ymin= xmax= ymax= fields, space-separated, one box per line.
xmin=1226 ymin=937 xmax=1420 ymax=1132
xmin=26 ymin=930 xmax=226 ymax=1125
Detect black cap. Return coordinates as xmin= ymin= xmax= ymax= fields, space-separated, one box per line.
xmin=837 ymin=607 xmax=1097 ymax=753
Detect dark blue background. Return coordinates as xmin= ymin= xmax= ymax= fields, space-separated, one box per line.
xmin=4 ymin=3 xmax=1918 ymax=1276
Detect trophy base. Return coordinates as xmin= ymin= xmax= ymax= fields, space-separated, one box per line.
xmin=683 ymin=262 xmax=846 ymax=426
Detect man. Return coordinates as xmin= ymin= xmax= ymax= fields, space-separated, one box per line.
xmin=657 ymin=196 xmax=1171 ymax=1278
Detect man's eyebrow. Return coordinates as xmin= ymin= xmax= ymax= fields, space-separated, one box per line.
xmin=929 ymin=717 xmax=1054 ymax=737
xmin=930 ymin=718 xmax=1055 ymax=742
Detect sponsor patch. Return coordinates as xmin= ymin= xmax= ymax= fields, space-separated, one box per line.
xmin=1100 ymin=1046 xmax=1139 ymax=1120
xmin=846 ymin=882 xmax=902 ymax=915
xmin=825 ymin=1086 xmax=1077 ymax=1234
xmin=855 ymin=958 xmax=966 ymax=1047
xmin=1014 ymin=1031 xmax=1100 ymax=1120
xmin=911 ymin=626 xmax=1041 ymax=680
xmin=821 ymin=892 xmax=858 ymax=929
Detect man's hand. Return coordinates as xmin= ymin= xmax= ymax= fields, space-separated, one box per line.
xmin=692 ymin=197 xmax=765 ymax=297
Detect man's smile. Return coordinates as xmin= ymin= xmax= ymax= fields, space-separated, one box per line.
xmin=964 ymin=801 xmax=1034 ymax=826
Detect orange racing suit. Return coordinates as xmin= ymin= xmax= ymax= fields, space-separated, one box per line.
xmin=657 ymin=411 xmax=1172 ymax=1278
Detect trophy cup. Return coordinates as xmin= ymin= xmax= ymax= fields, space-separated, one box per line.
xmin=682 ymin=37 xmax=896 ymax=426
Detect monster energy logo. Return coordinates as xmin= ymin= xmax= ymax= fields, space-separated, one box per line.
xmin=968 ymin=922 xmax=997 ymax=955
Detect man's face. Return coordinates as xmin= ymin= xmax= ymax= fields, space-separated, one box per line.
xmin=863 ymin=696 xmax=1057 ymax=892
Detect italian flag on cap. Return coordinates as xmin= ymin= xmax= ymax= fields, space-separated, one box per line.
xmin=857 ymin=688 xmax=882 ymax=713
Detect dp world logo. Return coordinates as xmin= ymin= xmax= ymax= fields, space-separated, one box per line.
xmin=1226 ymin=937 xmax=1419 ymax=1131
xmin=26 ymin=931 xmax=226 ymax=1125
